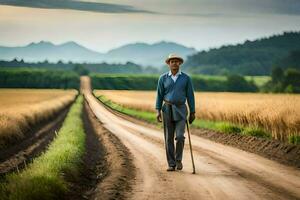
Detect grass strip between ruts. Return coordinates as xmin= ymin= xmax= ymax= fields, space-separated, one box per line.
xmin=0 ymin=95 xmax=85 ymax=200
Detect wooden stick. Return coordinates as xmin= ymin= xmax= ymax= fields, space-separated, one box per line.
xmin=186 ymin=120 xmax=196 ymax=174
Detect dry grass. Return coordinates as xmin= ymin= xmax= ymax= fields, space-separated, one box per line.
xmin=94 ymin=90 xmax=300 ymax=141
xmin=0 ymin=89 xmax=77 ymax=147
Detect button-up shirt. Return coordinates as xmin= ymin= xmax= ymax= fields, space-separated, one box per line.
xmin=168 ymin=70 xmax=182 ymax=83
xmin=155 ymin=71 xmax=195 ymax=116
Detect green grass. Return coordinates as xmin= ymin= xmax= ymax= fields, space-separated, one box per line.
xmin=241 ymin=126 xmax=270 ymax=138
xmin=244 ymin=76 xmax=271 ymax=87
xmin=193 ymin=74 xmax=271 ymax=87
xmin=288 ymin=135 xmax=300 ymax=145
xmin=192 ymin=74 xmax=226 ymax=81
xmin=0 ymin=95 xmax=85 ymax=200
xmin=96 ymin=94 xmax=271 ymax=139
xmin=185 ymin=118 xmax=270 ymax=138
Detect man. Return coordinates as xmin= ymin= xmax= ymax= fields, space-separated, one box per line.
xmin=155 ymin=53 xmax=196 ymax=172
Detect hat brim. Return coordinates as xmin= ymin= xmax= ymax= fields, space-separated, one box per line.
xmin=165 ymin=57 xmax=184 ymax=64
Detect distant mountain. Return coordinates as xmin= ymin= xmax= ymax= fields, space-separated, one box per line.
xmin=104 ymin=41 xmax=196 ymax=67
xmin=183 ymin=31 xmax=300 ymax=75
xmin=0 ymin=41 xmax=103 ymax=63
xmin=0 ymin=41 xmax=196 ymax=68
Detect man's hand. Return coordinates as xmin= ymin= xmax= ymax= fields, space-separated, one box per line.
xmin=156 ymin=110 xmax=162 ymax=122
xmin=189 ymin=112 xmax=195 ymax=124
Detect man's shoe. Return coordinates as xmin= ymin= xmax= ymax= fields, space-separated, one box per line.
xmin=166 ymin=166 xmax=175 ymax=171
xmin=176 ymin=161 xmax=183 ymax=170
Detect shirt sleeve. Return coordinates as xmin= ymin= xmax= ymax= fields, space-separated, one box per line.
xmin=186 ymin=76 xmax=195 ymax=113
xmin=155 ymin=75 xmax=164 ymax=111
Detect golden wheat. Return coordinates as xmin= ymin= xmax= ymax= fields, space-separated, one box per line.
xmin=94 ymin=90 xmax=300 ymax=141
xmin=0 ymin=89 xmax=78 ymax=147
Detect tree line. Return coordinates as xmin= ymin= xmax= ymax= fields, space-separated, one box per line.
xmin=90 ymin=73 xmax=258 ymax=92
xmin=0 ymin=59 xmax=159 ymax=74
xmin=183 ymin=31 xmax=300 ymax=76
xmin=262 ymin=67 xmax=300 ymax=93
xmin=1 ymin=66 xmax=298 ymax=93
xmin=262 ymin=49 xmax=300 ymax=93
xmin=0 ymin=68 xmax=80 ymax=89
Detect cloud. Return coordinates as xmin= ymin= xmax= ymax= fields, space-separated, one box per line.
xmin=149 ymin=0 xmax=300 ymax=17
xmin=0 ymin=0 xmax=154 ymax=13
xmin=226 ymin=0 xmax=300 ymax=16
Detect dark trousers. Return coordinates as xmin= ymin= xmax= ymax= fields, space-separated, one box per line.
xmin=162 ymin=104 xmax=186 ymax=167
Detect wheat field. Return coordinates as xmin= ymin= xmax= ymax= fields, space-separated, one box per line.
xmin=0 ymin=89 xmax=78 ymax=147
xmin=94 ymin=90 xmax=300 ymax=141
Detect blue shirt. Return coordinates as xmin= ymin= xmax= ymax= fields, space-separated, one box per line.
xmin=155 ymin=71 xmax=195 ymax=113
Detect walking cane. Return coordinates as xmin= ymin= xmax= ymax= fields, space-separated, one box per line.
xmin=186 ymin=119 xmax=196 ymax=174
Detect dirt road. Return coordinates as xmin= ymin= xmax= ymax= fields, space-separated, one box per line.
xmin=81 ymin=76 xmax=300 ymax=200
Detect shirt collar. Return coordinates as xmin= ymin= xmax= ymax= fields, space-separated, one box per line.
xmin=168 ymin=70 xmax=182 ymax=76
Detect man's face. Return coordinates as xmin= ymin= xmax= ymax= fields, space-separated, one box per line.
xmin=168 ymin=59 xmax=182 ymax=71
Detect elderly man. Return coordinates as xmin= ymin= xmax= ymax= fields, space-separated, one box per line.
xmin=156 ymin=54 xmax=196 ymax=171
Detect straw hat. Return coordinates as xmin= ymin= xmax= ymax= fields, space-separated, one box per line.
xmin=165 ymin=54 xmax=184 ymax=64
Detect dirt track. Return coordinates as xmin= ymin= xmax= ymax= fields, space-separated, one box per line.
xmin=81 ymin=76 xmax=300 ymax=200
xmin=0 ymin=105 xmax=71 ymax=177
xmin=66 ymin=100 xmax=135 ymax=200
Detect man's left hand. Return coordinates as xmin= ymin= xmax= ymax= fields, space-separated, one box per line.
xmin=189 ymin=112 xmax=195 ymax=124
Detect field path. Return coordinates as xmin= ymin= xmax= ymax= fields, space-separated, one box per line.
xmin=81 ymin=76 xmax=300 ymax=200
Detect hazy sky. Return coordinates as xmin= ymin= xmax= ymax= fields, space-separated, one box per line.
xmin=0 ymin=0 xmax=300 ymax=52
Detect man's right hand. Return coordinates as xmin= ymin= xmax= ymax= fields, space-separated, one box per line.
xmin=156 ymin=110 xmax=162 ymax=122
